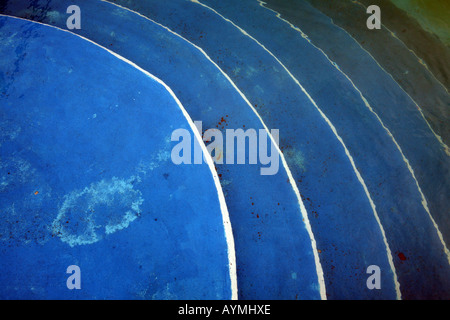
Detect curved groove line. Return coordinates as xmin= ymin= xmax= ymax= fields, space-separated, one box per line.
xmin=314 ymin=2 xmax=450 ymax=156
xmin=345 ymin=1 xmax=450 ymax=154
xmin=102 ymin=0 xmax=327 ymax=299
xmin=0 ymin=13 xmax=238 ymax=300
xmin=258 ymin=0 xmax=449 ymax=155
xmin=256 ymin=1 xmax=450 ymax=264
xmin=190 ymin=0 xmax=402 ymax=299
xmin=352 ymin=0 xmax=449 ymax=95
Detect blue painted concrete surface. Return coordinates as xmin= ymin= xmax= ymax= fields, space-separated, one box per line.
xmin=0 ymin=0 xmax=449 ymax=300
xmin=0 ymin=16 xmax=232 ymax=299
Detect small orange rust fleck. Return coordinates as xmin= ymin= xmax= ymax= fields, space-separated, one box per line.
xmin=216 ymin=149 xmax=223 ymax=161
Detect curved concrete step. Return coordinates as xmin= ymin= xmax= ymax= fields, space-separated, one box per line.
xmin=194 ymin=0 xmax=450 ymax=300
xmin=107 ymin=0 xmax=405 ymax=299
xmin=0 ymin=15 xmax=234 ymax=299
xmin=0 ymin=0 xmax=325 ymax=300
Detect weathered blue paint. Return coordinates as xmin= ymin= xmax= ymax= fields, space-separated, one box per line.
xmin=0 ymin=16 xmax=232 ymax=299
xmin=258 ymin=0 xmax=450 ymax=300
xmin=194 ymin=0 xmax=450 ymax=299
xmin=0 ymin=1 xmax=324 ymax=300
xmin=306 ymin=0 xmax=450 ymax=146
xmin=1 ymin=0 xmax=449 ymax=300
xmin=104 ymin=0 xmax=398 ymax=299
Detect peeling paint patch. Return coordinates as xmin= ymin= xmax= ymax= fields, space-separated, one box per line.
xmin=50 ymin=176 xmax=144 ymax=247
xmin=135 ymin=149 xmax=171 ymax=176
xmin=0 ymin=157 xmax=36 ymax=192
xmin=284 ymin=147 xmax=306 ymax=172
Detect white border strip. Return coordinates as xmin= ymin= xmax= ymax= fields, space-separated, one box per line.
xmin=0 ymin=14 xmax=238 ymax=300
xmin=335 ymin=6 xmax=449 ymax=156
xmin=256 ymin=0 xmax=450 ymax=265
xmin=352 ymin=1 xmax=450 ymax=154
xmin=102 ymin=0 xmax=327 ymax=299
xmin=190 ymin=0 xmax=401 ymax=299
xmin=307 ymin=0 xmax=449 ymax=154
xmin=353 ymin=0 xmax=449 ymax=95
xmin=258 ymin=0 xmax=449 ymax=155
